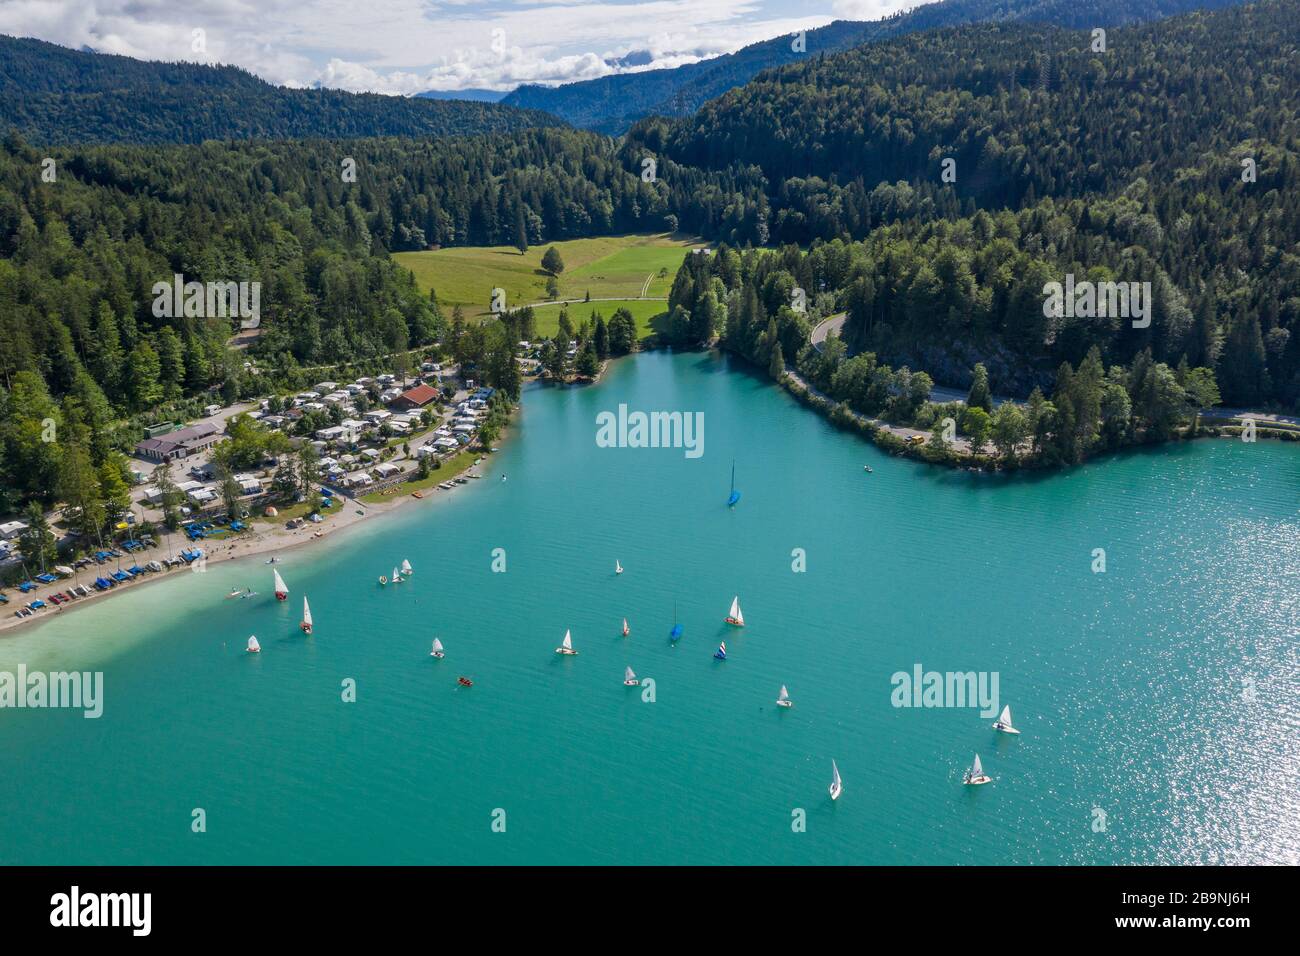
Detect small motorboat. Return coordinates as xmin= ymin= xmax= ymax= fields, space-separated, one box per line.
xmin=621 ymin=618 xmax=630 ymax=637
xmin=829 ymin=759 xmax=843 ymax=800
xmin=246 ymin=636 xmax=261 ymax=654
xmin=964 ymin=754 xmax=992 ymax=786
xmin=266 ymin=557 xmax=280 ymax=564
xmin=378 ymin=576 xmax=388 ymax=586
xmin=555 ymin=629 xmax=578 ymax=655
xmin=864 ymin=465 xmax=873 ymax=473
xmin=239 ymin=589 xmax=258 ymax=599
xmin=776 ymin=685 xmax=793 ymax=708
xmin=457 ymin=676 xmax=473 ymax=687
xmin=501 ymin=474 xmax=507 ymax=482
xmin=431 ymin=638 xmax=445 ymax=659
xmin=992 ymin=705 xmax=1020 ymax=735
xmin=623 ymin=666 xmax=639 ymax=687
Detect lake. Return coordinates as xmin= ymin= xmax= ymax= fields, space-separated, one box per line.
xmin=1 ymin=350 xmax=1296 ymax=864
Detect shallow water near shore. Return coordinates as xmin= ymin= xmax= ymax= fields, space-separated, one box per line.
xmin=1 ymin=350 xmax=1297 ymax=864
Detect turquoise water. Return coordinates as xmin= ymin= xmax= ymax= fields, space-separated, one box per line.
xmin=1 ymin=350 xmax=1297 ymax=865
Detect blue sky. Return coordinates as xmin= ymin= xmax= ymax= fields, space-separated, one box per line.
xmin=0 ymin=0 xmax=910 ymax=94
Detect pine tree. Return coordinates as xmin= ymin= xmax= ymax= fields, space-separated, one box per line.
xmin=966 ymin=362 xmax=993 ymax=412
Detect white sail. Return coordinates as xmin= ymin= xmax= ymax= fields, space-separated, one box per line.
xmin=998 ymin=705 xmax=1013 ymax=727
xmin=401 ymin=559 xmax=413 ymax=574
xmin=971 ymin=754 xmax=983 ymax=776
xmin=562 ymin=629 xmax=573 ymax=650
xmin=625 ymin=666 xmax=636 ymax=681
xmin=778 ymin=685 xmax=790 ymax=701
xmin=247 ymin=635 xmax=260 ymax=652
xmin=432 ymin=638 xmax=444 ymax=653
xmin=832 ymin=759 xmax=842 ymax=787
xmin=273 ymin=569 xmax=288 ymax=594
xmin=615 ymin=560 xmax=623 ymax=573
xmin=302 ymin=597 xmax=313 ymax=627
xmin=728 ymin=595 xmax=744 ymax=625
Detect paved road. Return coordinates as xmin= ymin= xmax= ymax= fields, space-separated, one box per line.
xmin=1201 ymin=407 xmax=1300 ymax=429
xmin=810 ymin=313 xmax=847 ymax=351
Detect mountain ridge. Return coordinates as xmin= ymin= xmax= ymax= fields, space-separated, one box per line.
xmin=0 ymin=34 xmax=564 ymax=144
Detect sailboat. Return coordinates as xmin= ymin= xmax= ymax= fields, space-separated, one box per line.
xmin=615 ymin=559 xmax=623 ymax=575
xmin=727 ymin=460 xmax=741 ymax=507
xmin=992 ymin=705 xmax=1020 ymax=735
xmin=669 ymin=602 xmax=683 ymax=643
xmin=963 ymin=754 xmax=992 ymax=786
xmin=273 ymin=569 xmax=288 ymax=601
xmin=829 ymin=760 xmax=843 ymax=800
xmin=623 ymin=666 xmax=639 ymax=687
xmin=724 ymin=595 xmax=745 ymax=627
xmin=713 ymin=640 xmax=727 ymax=660
xmin=776 ymin=685 xmax=793 ymax=708
xmin=246 ymin=635 xmax=261 ymax=654
xmin=431 ymin=638 xmax=445 ymax=659
xmin=621 ymin=618 xmax=630 ymax=637
xmin=555 ymin=629 xmax=578 ymax=655
xmin=300 ymin=596 xmax=313 ymax=635
xmin=401 ymin=559 xmax=413 ymax=576
xmin=391 ymin=566 xmax=403 ymax=584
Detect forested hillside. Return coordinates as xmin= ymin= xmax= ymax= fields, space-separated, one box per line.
xmin=1 ymin=0 xmax=1297 ymax=511
xmin=501 ymin=0 xmax=1248 ymax=133
xmin=642 ymin=0 xmax=1300 ymax=408
xmin=0 ymin=35 xmax=563 ymax=145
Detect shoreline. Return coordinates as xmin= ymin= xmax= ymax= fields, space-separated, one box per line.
xmin=775 ymin=357 xmax=1300 ymax=471
xmin=0 ymin=424 xmax=516 ymax=639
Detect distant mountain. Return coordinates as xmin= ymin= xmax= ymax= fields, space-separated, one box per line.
xmin=415 ymin=88 xmax=509 ymax=103
xmin=501 ymin=0 xmax=1252 ymax=133
xmin=0 ymin=35 xmax=563 ymax=144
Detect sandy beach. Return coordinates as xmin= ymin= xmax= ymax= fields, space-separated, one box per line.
xmin=0 ymin=451 xmax=503 ymax=637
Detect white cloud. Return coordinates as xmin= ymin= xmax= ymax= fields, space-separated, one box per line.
xmin=831 ymin=0 xmax=913 ymax=19
xmin=0 ymin=0 xmax=843 ymax=94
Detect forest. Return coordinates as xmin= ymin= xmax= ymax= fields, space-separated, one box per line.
xmin=0 ymin=35 xmax=562 ymax=145
xmin=1 ymin=0 xmax=1298 ymax=515
xmin=503 ymin=0 xmax=1249 ymax=133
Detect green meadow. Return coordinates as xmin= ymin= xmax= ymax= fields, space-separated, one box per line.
xmin=394 ymin=233 xmax=703 ymax=317
xmin=528 ymin=298 xmax=668 ymax=340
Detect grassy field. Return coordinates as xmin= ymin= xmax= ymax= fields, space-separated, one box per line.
xmin=359 ymin=448 xmax=484 ymax=504
xmin=394 ymin=233 xmax=702 ymax=317
xmin=528 ymin=299 xmax=668 ymax=339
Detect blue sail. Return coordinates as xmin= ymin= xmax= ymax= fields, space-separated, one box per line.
xmin=714 ymin=641 xmax=727 ymax=660
xmin=670 ymin=623 xmax=683 ymax=641
xmin=727 ymin=461 xmax=740 ymax=506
